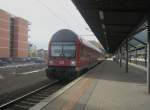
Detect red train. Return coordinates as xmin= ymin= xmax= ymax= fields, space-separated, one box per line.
xmin=46 ymin=29 xmax=105 ymax=80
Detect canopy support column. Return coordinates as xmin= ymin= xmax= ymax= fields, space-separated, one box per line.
xmin=136 ymin=49 xmax=137 ymax=64
xmin=125 ymin=39 xmax=128 ymax=73
xmin=117 ymin=51 xmax=119 ymax=64
xmin=147 ymin=14 xmax=150 ymax=93
xmin=120 ymin=47 xmax=122 ymax=67
xmin=145 ymin=46 xmax=147 ymax=67
xmin=130 ymin=54 xmax=131 ymax=63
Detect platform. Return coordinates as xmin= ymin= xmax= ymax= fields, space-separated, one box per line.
xmin=31 ymin=60 xmax=150 ymax=110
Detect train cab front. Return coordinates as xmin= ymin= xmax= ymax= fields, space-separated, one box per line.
xmin=46 ymin=42 xmax=77 ymax=80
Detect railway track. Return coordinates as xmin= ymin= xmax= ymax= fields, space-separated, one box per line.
xmin=0 ymin=80 xmax=64 ymax=110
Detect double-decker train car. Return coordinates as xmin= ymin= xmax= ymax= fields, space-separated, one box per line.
xmin=46 ymin=29 xmax=105 ymax=80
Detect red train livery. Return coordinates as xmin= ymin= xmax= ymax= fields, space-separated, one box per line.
xmin=46 ymin=29 xmax=105 ymax=80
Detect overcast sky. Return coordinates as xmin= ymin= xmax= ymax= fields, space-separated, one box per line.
xmin=0 ymin=0 xmax=100 ymax=49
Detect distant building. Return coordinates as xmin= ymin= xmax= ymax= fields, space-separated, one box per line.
xmin=37 ymin=49 xmax=45 ymax=58
xmin=28 ymin=43 xmax=37 ymax=57
xmin=44 ymin=50 xmax=48 ymax=60
xmin=0 ymin=9 xmax=29 ymax=58
xmin=11 ymin=17 xmax=28 ymax=58
xmin=0 ymin=9 xmax=11 ymax=58
xmin=37 ymin=49 xmax=48 ymax=60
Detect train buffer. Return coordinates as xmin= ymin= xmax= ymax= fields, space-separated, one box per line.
xmin=30 ymin=60 xmax=150 ymax=110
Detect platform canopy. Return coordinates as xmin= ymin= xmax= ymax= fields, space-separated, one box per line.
xmin=72 ymin=0 xmax=149 ymax=53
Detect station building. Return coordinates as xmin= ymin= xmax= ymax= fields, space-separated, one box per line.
xmin=0 ymin=9 xmax=29 ymax=58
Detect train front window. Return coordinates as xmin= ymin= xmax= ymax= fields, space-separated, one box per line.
xmin=51 ymin=43 xmax=62 ymax=57
xmin=63 ymin=42 xmax=76 ymax=58
xmin=51 ymin=42 xmax=76 ymax=58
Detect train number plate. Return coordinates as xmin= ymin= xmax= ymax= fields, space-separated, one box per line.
xmin=59 ymin=61 xmax=64 ymax=64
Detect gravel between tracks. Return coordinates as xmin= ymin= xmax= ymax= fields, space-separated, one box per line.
xmin=0 ymin=68 xmax=54 ymax=105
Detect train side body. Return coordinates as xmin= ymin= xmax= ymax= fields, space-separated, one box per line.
xmin=46 ymin=29 xmax=104 ymax=80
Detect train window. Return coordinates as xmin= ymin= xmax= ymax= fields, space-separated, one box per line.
xmin=51 ymin=42 xmax=76 ymax=58
xmin=63 ymin=42 xmax=76 ymax=58
xmin=51 ymin=42 xmax=62 ymax=57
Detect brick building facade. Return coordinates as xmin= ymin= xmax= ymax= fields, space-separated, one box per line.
xmin=11 ymin=17 xmax=28 ymax=57
xmin=0 ymin=9 xmax=28 ymax=58
xmin=0 ymin=9 xmax=11 ymax=58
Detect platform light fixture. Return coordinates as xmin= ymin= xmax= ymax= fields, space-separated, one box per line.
xmin=99 ymin=11 xmax=104 ymax=20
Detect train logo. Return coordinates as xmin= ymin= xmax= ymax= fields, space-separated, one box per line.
xmin=59 ymin=61 xmax=64 ymax=65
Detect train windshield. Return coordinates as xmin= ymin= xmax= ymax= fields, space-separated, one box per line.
xmin=51 ymin=42 xmax=62 ymax=57
xmin=63 ymin=42 xmax=76 ymax=57
xmin=51 ymin=42 xmax=76 ymax=58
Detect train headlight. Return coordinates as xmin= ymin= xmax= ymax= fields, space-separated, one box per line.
xmin=49 ymin=60 xmax=53 ymax=65
xmin=70 ymin=60 xmax=76 ymax=66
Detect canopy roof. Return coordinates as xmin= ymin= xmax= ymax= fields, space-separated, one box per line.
xmin=72 ymin=0 xmax=149 ymax=53
xmin=128 ymin=29 xmax=147 ymax=51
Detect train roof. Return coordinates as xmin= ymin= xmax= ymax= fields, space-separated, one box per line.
xmin=51 ymin=29 xmax=78 ymax=42
xmin=81 ymin=39 xmax=103 ymax=53
xmin=51 ymin=29 xmax=103 ymax=53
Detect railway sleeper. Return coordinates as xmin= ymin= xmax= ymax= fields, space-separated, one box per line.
xmin=25 ymin=98 xmax=40 ymax=103
xmin=35 ymin=93 xmax=49 ymax=97
xmin=37 ymin=91 xmax=50 ymax=94
xmin=14 ymin=104 xmax=31 ymax=110
xmin=20 ymin=100 xmax=36 ymax=106
xmin=30 ymin=96 xmax=45 ymax=100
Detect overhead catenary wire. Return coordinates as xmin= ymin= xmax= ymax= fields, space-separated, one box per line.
xmin=35 ymin=0 xmax=73 ymax=29
xmin=35 ymin=0 xmax=98 ymax=43
xmin=36 ymin=0 xmax=92 ymax=33
xmin=55 ymin=0 xmax=87 ymax=29
xmin=56 ymin=0 xmax=98 ymax=39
